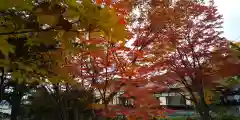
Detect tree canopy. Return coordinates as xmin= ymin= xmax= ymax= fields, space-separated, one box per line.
xmin=0 ymin=0 xmax=239 ymax=120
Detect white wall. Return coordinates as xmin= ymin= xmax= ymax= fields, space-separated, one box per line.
xmin=159 ymin=97 xmax=167 ymax=105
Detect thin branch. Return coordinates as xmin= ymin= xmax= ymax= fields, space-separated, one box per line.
xmin=174 ymin=75 xmax=198 ymax=105
xmin=176 ymin=92 xmax=193 ymax=101
xmin=103 ymin=37 xmax=110 ymax=103
xmin=96 ymin=88 xmax=104 ymax=103
xmin=98 ymin=27 xmax=161 ymax=104
xmin=0 ymin=27 xmax=84 ymax=36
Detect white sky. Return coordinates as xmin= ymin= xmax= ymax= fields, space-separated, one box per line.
xmin=214 ymin=0 xmax=240 ymax=41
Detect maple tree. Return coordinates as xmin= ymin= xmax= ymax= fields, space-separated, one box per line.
xmin=65 ymin=1 xmax=171 ymax=119
xmin=132 ymin=0 xmax=240 ymax=119
xmin=1 ymin=0 xmax=239 ymax=120
xmin=0 ymin=0 xmax=169 ymax=120
xmin=0 ymin=0 xmax=137 ymax=120
xmin=130 ymin=0 xmax=240 ymax=120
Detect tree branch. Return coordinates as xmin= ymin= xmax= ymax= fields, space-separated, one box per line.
xmin=177 ymin=92 xmax=193 ymax=101
xmin=0 ymin=27 xmax=83 ymax=36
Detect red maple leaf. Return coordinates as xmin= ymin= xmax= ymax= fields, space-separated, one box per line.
xmin=96 ymin=0 xmax=103 ymax=5
xmin=105 ymin=0 xmax=111 ymax=6
xmin=119 ymin=17 xmax=126 ymax=25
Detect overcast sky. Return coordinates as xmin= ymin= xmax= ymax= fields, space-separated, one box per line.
xmin=214 ymin=0 xmax=240 ymax=41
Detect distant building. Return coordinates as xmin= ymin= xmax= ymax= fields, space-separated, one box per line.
xmin=220 ymin=84 xmax=240 ymax=105
xmin=0 ymin=101 xmax=11 ymax=114
xmin=156 ymin=83 xmax=192 ymax=108
xmin=94 ymin=82 xmax=193 ymax=109
xmin=0 ymin=101 xmax=11 ymax=120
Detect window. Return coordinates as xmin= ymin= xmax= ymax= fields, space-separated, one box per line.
xmin=167 ymin=96 xmax=186 ymax=106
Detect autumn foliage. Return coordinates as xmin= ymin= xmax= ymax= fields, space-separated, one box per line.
xmin=0 ymin=0 xmax=240 ymax=120
xmin=65 ymin=0 xmax=240 ymax=119
xmin=130 ymin=0 xmax=240 ymax=119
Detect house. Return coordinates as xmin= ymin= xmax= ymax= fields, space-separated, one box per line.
xmin=0 ymin=101 xmax=11 ymax=114
xmin=156 ymin=83 xmax=192 ymax=107
xmin=94 ymin=82 xmax=193 ymax=109
xmin=0 ymin=101 xmax=11 ymax=120
xmin=220 ymin=84 xmax=240 ymax=105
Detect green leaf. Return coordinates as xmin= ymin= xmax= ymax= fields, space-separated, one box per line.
xmin=15 ymin=62 xmax=34 ymax=72
xmin=98 ymin=7 xmax=127 ymax=42
xmin=78 ymin=0 xmax=101 ymax=29
xmin=0 ymin=36 xmax=15 ymax=56
xmin=37 ymin=14 xmax=58 ymax=25
xmin=35 ymin=68 xmax=48 ymax=76
xmin=0 ymin=1 xmax=8 ymax=10
xmin=0 ymin=17 xmax=15 ymax=34
xmin=48 ymin=76 xmax=63 ymax=84
xmin=0 ymin=0 xmax=33 ymax=10
xmin=111 ymin=24 xmax=127 ymax=42
xmin=63 ymin=8 xmax=81 ymax=21
xmin=0 ymin=59 xmax=10 ymax=68
xmin=31 ymin=31 xmax=59 ymax=45
xmin=90 ymin=30 xmax=105 ymax=38
xmin=12 ymin=70 xmax=25 ymax=83
xmin=65 ymin=0 xmax=78 ymax=8
xmin=98 ymin=7 xmax=118 ymax=32
xmin=64 ymin=0 xmax=81 ymax=20
xmin=59 ymin=31 xmax=78 ymax=51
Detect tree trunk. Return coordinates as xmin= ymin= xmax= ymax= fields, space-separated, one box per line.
xmin=0 ymin=68 xmax=5 ymax=101
xmin=73 ymin=105 xmax=79 ymax=120
xmin=195 ymin=97 xmax=212 ymax=120
xmin=200 ymin=92 xmax=211 ymax=120
xmin=198 ymin=106 xmax=211 ymax=120
xmin=11 ymin=85 xmax=23 ymax=120
xmin=193 ymin=75 xmax=212 ymax=120
xmin=53 ymin=85 xmax=65 ymax=120
xmin=65 ymin=83 xmax=70 ymax=120
xmin=202 ymin=112 xmax=211 ymax=120
xmin=53 ymin=84 xmax=68 ymax=120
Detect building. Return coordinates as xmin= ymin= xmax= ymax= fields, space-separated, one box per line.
xmin=0 ymin=101 xmax=11 ymax=114
xmin=220 ymin=84 xmax=240 ymax=105
xmin=157 ymin=83 xmax=192 ymax=107
xmin=94 ymin=82 xmax=193 ymax=109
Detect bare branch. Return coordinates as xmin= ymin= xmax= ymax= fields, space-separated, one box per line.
xmin=176 ymin=92 xmax=193 ymax=101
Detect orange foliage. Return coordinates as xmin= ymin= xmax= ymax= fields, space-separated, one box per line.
xmin=62 ymin=0 xmax=240 ymax=119
xmin=96 ymin=0 xmax=103 ymax=5
xmin=65 ymin=2 xmax=166 ymax=117
xmin=119 ymin=17 xmax=126 ymax=25
xmin=130 ymin=0 xmax=240 ymax=119
xmin=105 ymin=0 xmax=112 ymax=6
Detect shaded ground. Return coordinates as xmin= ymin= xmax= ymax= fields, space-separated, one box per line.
xmin=165 ymin=110 xmax=198 ymax=119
